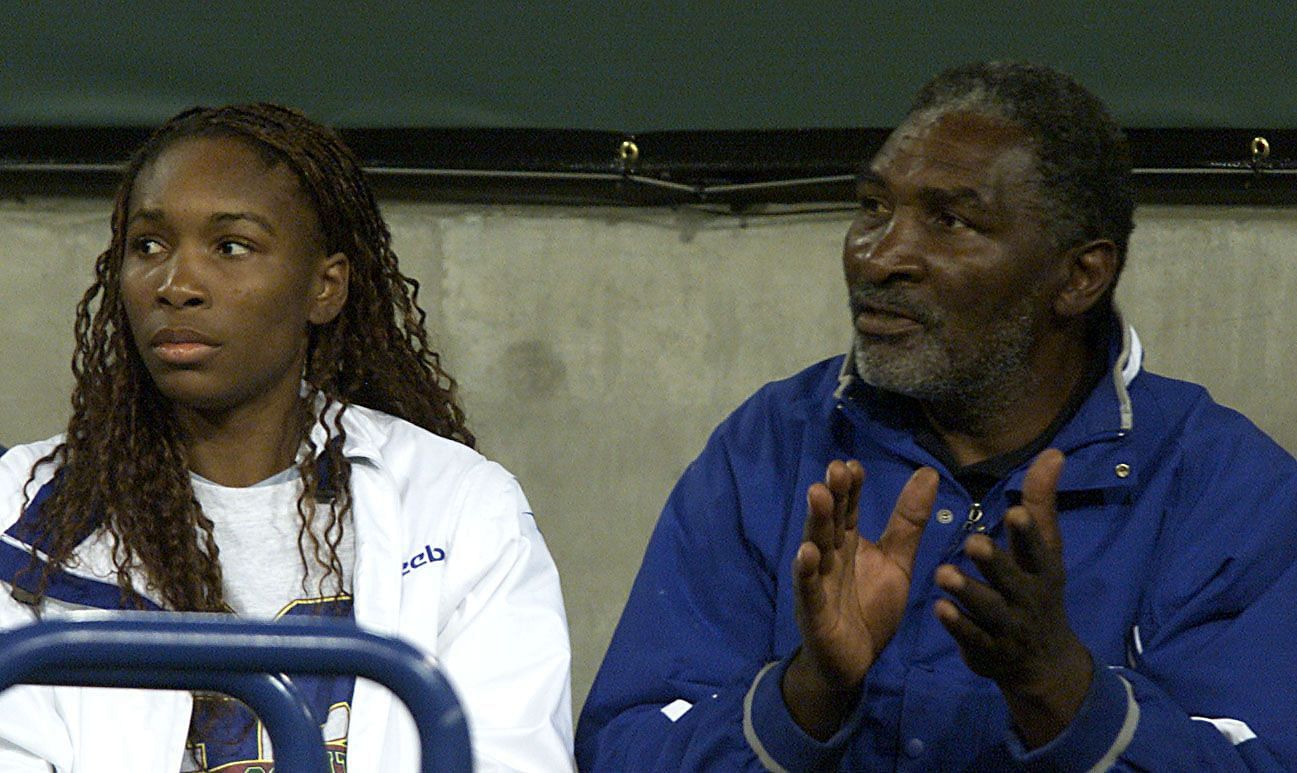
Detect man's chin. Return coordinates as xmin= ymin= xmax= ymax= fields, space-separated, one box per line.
xmin=853 ymin=345 xmax=951 ymax=399
xmin=853 ymin=333 xmax=927 ymax=366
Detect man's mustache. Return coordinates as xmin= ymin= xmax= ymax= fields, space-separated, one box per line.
xmin=849 ymin=286 xmax=938 ymax=327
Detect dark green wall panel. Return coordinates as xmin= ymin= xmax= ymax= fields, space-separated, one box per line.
xmin=4 ymin=2 xmax=1294 ymax=130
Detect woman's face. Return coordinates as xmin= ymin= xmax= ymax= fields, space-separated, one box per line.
xmin=120 ymin=135 xmax=348 ymax=418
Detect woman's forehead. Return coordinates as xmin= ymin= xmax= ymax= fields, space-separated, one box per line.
xmin=128 ymin=136 xmax=320 ymax=233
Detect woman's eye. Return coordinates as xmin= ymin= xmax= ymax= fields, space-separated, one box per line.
xmin=217 ymin=240 xmax=252 ymax=256
xmin=131 ymin=237 xmax=164 ymax=256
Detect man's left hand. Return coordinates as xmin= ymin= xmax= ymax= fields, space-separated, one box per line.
xmin=933 ymin=448 xmax=1094 ymax=749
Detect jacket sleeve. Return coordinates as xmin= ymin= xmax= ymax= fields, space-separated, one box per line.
xmin=576 ymin=420 xmax=866 ymax=771
xmin=0 ymin=444 xmax=64 ymax=771
xmin=0 ymin=444 xmax=192 ymax=773
xmin=1009 ymin=412 xmax=1297 ymax=771
xmin=0 ymin=590 xmax=65 ymax=772
xmin=435 ymin=463 xmax=575 ymax=772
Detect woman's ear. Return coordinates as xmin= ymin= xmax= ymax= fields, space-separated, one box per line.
xmin=309 ymin=252 xmax=350 ymax=325
xmin=1054 ymin=239 xmax=1118 ymax=319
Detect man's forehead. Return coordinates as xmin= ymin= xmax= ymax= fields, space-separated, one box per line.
xmin=865 ymin=110 xmax=1037 ymax=188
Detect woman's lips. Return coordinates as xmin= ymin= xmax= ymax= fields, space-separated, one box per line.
xmin=149 ymin=328 xmax=220 ymax=365
xmin=152 ymin=341 xmax=218 ymax=365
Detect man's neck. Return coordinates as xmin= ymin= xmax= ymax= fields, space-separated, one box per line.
xmin=920 ymin=332 xmax=1095 ymax=468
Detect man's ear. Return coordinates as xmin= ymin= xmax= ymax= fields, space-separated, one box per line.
xmin=1054 ymin=240 xmax=1118 ymax=319
xmin=309 ymin=252 xmax=350 ymax=325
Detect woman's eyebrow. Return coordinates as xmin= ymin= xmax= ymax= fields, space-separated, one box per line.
xmin=124 ymin=209 xmax=277 ymax=235
xmin=126 ymin=208 xmax=165 ymax=227
xmin=210 ymin=211 xmax=276 ymax=235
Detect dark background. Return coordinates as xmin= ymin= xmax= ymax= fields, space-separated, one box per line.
xmin=4 ymin=2 xmax=1296 ymax=203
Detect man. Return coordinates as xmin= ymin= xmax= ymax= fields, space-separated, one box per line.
xmin=577 ymin=62 xmax=1297 ymax=770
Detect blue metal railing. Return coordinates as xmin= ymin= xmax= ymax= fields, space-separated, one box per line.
xmin=0 ymin=615 xmax=472 ymax=772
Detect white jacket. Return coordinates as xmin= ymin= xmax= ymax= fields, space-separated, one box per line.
xmin=0 ymin=404 xmax=575 ymax=772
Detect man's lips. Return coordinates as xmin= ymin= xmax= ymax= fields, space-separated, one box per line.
xmin=149 ymin=328 xmax=220 ymax=365
xmin=854 ymin=303 xmax=923 ymax=337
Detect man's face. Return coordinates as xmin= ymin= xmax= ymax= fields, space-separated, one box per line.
xmin=121 ymin=135 xmax=340 ymax=417
xmin=843 ymin=109 xmax=1064 ymax=405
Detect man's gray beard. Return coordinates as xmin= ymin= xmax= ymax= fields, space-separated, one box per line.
xmin=853 ymin=294 xmax=1040 ymax=428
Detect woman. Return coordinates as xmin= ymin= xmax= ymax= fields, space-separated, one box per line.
xmin=0 ymin=104 xmax=572 ymax=771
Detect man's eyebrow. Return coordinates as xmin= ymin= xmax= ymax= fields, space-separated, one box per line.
xmin=917 ymin=186 xmax=990 ymax=211
xmin=852 ymin=175 xmax=992 ymax=212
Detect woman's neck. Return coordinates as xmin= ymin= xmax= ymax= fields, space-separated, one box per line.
xmin=176 ymin=385 xmax=306 ymax=487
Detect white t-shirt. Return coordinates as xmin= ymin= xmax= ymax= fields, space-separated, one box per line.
xmin=191 ymin=469 xmax=355 ymax=618
xmin=184 ymin=470 xmax=357 ymax=771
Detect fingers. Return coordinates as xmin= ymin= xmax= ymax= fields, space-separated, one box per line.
xmin=1005 ymin=506 xmax=1048 ymax=575
xmin=876 ymin=467 xmax=938 ymax=574
xmin=964 ymin=531 xmax=1031 ymax=599
xmin=1021 ymin=449 xmax=1064 ymax=550
xmin=803 ymin=484 xmax=839 ymax=572
xmin=933 ymin=452 xmax=1080 ymax=698
xmin=824 ymin=460 xmax=864 ymax=548
xmin=793 ymin=461 xmax=868 ymax=656
xmin=801 ymin=459 xmax=865 ymax=571
xmin=998 ymin=449 xmax=1064 ymax=574
xmin=793 ymin=541 xmax=828 ymax=612
xmin=841 ymin=460 xmax=864 ymax=533
xmin=934 ymin=597 xmax=998 ymax=652
xmin=935 ymin=563 xmax=1012 ymax=636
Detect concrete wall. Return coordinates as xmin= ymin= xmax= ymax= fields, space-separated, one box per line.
xmin=2 ymin=196 xmax=1295 ymax=716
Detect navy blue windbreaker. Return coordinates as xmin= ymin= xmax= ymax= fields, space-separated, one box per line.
xmin=578 ymin=327 xmax=1297 ymax=770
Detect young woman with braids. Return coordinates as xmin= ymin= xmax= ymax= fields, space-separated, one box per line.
xmin=0 ymin=104 xmax=573 ymax=772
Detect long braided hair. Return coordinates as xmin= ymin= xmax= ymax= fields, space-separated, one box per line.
xmin=23 ymin=103 xmax=473 ymax=611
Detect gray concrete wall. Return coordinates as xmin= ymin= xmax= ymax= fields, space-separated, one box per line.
xmin=2 ymin=196 xmax=1295 ymax=716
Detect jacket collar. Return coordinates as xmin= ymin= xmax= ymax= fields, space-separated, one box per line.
xmin=831 ymin=314 xmax=1145 ymax=495
xmin=308 ymin=396 xmax=388 ymax=469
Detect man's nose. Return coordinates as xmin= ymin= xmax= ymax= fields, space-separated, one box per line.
xmin=843 ymin=215 xmax=925 ymax=286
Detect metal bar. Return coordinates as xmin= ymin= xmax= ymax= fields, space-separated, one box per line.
xmin=6 ymin=161 xmax=1297 ymax=179
xmin=0 ymin=615 xmax=472 ymax=772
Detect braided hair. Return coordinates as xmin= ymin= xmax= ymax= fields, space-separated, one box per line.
xmin=24 ymin=103 xmax=473 ymax=611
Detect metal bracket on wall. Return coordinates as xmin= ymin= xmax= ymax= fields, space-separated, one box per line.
xmin=3 ymin=126 xmax=1296 ymax=207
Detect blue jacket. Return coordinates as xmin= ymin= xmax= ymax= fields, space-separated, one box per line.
xmin=577 ymin=328 xmax=1297 ymax=771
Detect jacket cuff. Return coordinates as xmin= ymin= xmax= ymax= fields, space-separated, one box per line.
xmin=742 ymin=653 xmax=866 ymax=771
xmin=1010 ymin=661 xmax=1139 ymax=772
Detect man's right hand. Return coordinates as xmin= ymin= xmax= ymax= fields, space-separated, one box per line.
xmin=783 ymin=462 xmax=937 ymax=739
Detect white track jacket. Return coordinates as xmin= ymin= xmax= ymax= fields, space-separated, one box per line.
xmin=0 ymin=404 xmax=574 ymax=772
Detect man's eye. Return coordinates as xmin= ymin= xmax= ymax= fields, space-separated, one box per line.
xmin=217 ymin=240 xmax=252 ymax=256
xmin=936 ymin=211 xmax=970 ymax=230
xmin=858 ymin=196 xmax=890 ymax=217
